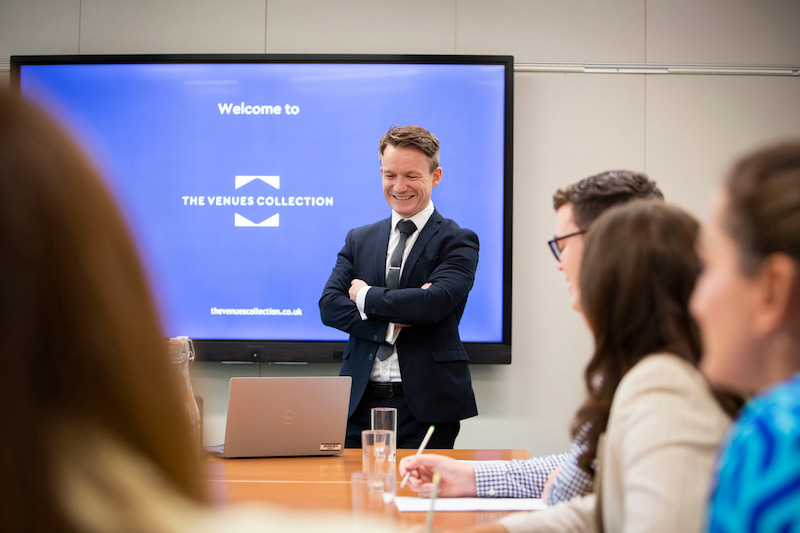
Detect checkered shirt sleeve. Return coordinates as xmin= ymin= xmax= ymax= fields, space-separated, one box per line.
xmin=473 ymin=425 xmax=594 ymax=503
xmin=544 ymin=430 xmax=593 ymax=505
xmin=473 ymin=454 xmax=567 ymax=498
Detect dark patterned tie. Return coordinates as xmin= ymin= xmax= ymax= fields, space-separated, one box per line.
xmin=385 ymin=219 xmax=417 ymax=290
xmin=376 ymin=219 xmax=417 ymax=361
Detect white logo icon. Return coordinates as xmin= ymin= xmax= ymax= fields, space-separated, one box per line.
xmin=234 ymin=213 xmax=279 ymax=227
xmin=235 ymin=175 xmax=280 ymax=227
xmin=235 ymin=175 xmax=280 ymax=190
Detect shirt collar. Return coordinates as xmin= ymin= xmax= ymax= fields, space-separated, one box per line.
xmin=391 ymin=202 xmax=434 ymax=233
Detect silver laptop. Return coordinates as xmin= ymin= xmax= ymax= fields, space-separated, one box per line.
xmin=217 ymin=376 xmax=351 ymax=458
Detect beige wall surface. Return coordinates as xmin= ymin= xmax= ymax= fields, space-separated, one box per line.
xmin=456 ymin=0 xmax=646 ymax=62
xmin=1 ymin=0 xmax=799 ymax=455
xmin=646 ymin=75 xmax=800 ymax=218
xmin=646 ymin=0 xmax=800 ymax=65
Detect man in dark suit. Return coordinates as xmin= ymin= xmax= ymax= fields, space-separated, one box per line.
xmin=319 ymin=125 xmax=479 ymax=449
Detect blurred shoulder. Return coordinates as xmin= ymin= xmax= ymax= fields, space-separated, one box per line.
xmin=616 ymin=353 xmax=708 ymax=404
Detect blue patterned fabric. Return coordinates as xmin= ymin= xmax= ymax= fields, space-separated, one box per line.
xmin=707 ymin=372 xmax=800 ymax=532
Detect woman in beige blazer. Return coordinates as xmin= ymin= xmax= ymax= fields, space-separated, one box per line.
xmin=462 ymin=200 xmax=739 ymax=533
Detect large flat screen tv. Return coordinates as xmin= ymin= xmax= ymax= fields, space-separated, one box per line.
xmin=11 ymin=54 xmax=513 ymax=364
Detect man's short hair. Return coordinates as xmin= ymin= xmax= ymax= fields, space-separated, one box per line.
xmin=379 ymin=125 xmax=440 ymax=172
xmin=553 ymin=170 xmax=664 ymax=230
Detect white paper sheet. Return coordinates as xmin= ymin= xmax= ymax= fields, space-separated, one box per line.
xmin=394 ymin=496 xmax=546 ymax=512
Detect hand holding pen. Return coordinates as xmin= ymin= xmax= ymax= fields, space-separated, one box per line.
xmin=398 ymin=438 xmax=480 ymax=497
xmin=400 ymin=425 xmax=435 ymax=488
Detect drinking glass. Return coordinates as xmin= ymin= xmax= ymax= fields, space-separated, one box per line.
xmin=351 ymin=471 xmax=396 ymax=524
xmin=361 ymin=429 xmax=396 ymax=474
xmin=371 ymin=407 xmax=397 ymax=458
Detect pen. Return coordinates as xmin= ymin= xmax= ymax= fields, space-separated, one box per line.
xmin=400 ymin=425 xmax=435 ymax=488
xmin=425 ymin=472 xmax=441 ymax=533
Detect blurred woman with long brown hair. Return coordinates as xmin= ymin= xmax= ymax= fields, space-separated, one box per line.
xmin=0 ymin=91 xmax=373 ymax=533
xmin=464 ymin=200 xmax=738 ymax=532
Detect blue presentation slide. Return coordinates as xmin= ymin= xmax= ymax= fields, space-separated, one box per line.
xmin=20 ymin=61 xmax=506 ymax=342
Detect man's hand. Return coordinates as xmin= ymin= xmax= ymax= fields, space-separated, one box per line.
xmin=398 ymin=453 xmax=478 ymax=498
xmin=349 ymin=279 xmax=368 ymax=302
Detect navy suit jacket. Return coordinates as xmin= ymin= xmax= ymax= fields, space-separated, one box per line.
xmin=319 ymin=209 xmax=479 ymax=423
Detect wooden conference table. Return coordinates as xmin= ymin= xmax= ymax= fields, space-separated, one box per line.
xmin=206 ymin=448 xmax=530 ymax=529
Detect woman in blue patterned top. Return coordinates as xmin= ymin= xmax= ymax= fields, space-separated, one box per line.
xmin=691 ymin=140 xmax=800 ymax=532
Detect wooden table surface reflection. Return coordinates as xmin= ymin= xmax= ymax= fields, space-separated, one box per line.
xmin=206 ymin=448 xmax=530 ymax=529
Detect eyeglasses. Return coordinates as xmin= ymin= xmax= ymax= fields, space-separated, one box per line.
xmin=547 ymin=230 xmax=586 ymax=261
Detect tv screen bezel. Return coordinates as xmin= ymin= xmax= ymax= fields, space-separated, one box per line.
xmin=11 ymin=53 xmax=513 ymax=364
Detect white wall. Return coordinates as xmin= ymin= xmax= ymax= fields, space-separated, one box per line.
xmin=2 ymin=0 xmax=799 ymax=454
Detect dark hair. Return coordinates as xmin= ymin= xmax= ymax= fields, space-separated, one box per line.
xmin=724 ymin=140 xmax=800 ymax=275
xmin=572 ymin=200 xmax=702 ymax=475
xmin=379 ymin=125 xmax=440 ymax=172
xmin=0 ymin=91 xmax=206 ymax=531
xmin=553 ymin=170 xmax=664 ymax=230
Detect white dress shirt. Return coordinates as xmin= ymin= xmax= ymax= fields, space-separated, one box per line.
xmin=355 ymin=202 xmax=434 ymax=383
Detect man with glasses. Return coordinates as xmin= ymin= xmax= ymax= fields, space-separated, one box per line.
xmin=399 ymin=170 xmax=663 ymax=504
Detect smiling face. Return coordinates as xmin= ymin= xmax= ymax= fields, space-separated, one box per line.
xmin=690 ymin=192 xmax=765 ymax=393
xmin=381 ymin=145 xmax=441 ymax=218
xmin=553 ymin=203 xmax=586 ymax=312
